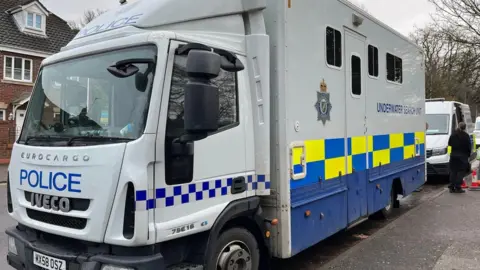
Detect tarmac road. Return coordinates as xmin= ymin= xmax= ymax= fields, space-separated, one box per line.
xmin=272 ymin=181 xmax=447 ymax=269
xmin=0 ymin=183 xmax=16 ymax=269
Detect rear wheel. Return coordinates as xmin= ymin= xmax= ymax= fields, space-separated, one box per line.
xmin=371 ymin=184 xmax=398 ymax=220
xmin=205 ymin=227 xmax=260 ymax=270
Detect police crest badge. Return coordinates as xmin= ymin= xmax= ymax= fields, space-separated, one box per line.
xmin=314 ymin=79 xmax=332 ymax=125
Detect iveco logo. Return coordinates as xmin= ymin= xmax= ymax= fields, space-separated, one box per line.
xmin=30 ymin=192 xmax=71 ymax=212
xmin=21 ymin=152 xmax=90 ymax=162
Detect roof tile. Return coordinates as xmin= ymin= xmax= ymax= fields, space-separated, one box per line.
xmin=0 ymin=0 xmax=76 ymax=54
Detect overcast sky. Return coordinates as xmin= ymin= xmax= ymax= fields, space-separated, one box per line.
xmin=40 ymin=0 xmax=436 ymax=36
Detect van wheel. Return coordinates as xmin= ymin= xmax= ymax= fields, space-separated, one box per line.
xmin=371 ymin=185 xmax=398 ymax=220
xmin=205 ymin=227 xmax=260 ymax=270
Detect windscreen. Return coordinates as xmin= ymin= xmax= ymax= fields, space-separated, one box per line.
xmin=18 ymin=45 xmax=157 ymax=146
xmin=426 ymin=114 xmax=449 ymax=135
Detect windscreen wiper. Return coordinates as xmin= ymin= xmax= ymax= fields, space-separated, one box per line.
xmin=67 ymin=136 xmax=134 ymax=146
xmin=24 ymin=135 xmax=70 ymax=145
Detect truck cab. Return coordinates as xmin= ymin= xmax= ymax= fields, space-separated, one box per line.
xmin=425 ymin=99 xmax=475 ymax=177
xmin=6 ymin=1 xmax=271 ymax=269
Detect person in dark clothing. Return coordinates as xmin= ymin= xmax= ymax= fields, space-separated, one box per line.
xmin=448 ymin=122 xmax=471 ymax=193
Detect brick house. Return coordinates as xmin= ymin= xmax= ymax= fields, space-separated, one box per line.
xmin=0 ymin=0 xmax=76 ymax=161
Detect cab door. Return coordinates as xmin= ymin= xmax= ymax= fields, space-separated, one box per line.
xmin=154 ymin=41 xmax=249 ymax=241
xmin=344 ymin=28 xmax=368 ymax=224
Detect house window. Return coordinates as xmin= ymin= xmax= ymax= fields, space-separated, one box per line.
xmin=0 ymin=110 xmax=6 ymax=121
xmin=26 ymin=12 xmax=42 ymax=30
xmin=326 ymin=26 xmax=342 ymax=68
xmin=386 ymin=53 xmax=403 ymax=83
xmin=368 ymin=45 xmax=379 ymax=77
xmin=4 ymin=56 xmax=33 ymax=82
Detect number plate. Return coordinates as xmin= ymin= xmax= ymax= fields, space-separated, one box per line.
xmin=33 ymin=251 xmax=66 ymax=270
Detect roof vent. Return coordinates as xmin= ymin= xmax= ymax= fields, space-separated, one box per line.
xmin=352 ymin=14 xmax=363 ymax=27
xmin=119 ymin=0 xmax=127 ymax=5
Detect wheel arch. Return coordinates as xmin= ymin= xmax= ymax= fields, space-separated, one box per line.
xmin=204 ymin=196 xmax=271 ymax=268
xmin=392 ymin=177 xmax=403 ymax=208
xmin=393 ymin=177 xmax=404 ymax=196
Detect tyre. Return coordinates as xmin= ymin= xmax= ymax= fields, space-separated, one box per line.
xmin=370 ymin=184 xmax=397 ymax=220
xmin=205 ymin=227 xmax=260 ymax=270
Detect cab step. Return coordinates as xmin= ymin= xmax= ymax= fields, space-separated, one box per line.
xmin=167 ymin=263 xmax=203 ymax=270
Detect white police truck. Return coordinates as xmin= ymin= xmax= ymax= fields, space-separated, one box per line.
xmin=6 ymin=0 xmax=426 ymax=269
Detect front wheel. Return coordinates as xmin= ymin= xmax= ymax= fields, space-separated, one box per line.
xmin=205 ymin=227 xmax=260 ymax=270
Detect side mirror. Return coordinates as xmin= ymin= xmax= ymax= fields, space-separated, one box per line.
xmin=135 ymin=62 xmax=155 ymax=92
xmin=135 ymin=72 xmax=148 ymax=92
xmin=181 ymin=49 xmax=221 ymax=141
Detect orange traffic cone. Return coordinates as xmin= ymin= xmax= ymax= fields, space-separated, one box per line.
xmin=461 ymin=178 xmax=469 ymax=189
xmin=469 ymin=170 xmax=480 ymax=190
xmin=461 ymin=171 xmax=470 ymax=189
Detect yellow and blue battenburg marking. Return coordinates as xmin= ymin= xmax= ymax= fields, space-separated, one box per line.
xmin=289 ymin=131 xmax=426 ymax=256
xmin=135 ymin=174 xmax=270 ymax=211
xmin=291 ymin=131 xmax=425 ymax=189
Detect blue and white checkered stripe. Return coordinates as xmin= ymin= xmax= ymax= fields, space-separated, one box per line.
xmin=135 ymin=174 xmax=270 ymax=211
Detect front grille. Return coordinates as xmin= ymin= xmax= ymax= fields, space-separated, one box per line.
xmin=427 ymin=163 xmax=449 ymax=175
xmin=426 ymin=149 xmax=432 ymax=158
xmin=26 ymin=209 xmax=87 ymax=230
xmin=24 ymin=191 xmax=90 ymax=211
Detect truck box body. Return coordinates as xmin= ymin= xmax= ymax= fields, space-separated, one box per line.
xmin=6 ymin=0 xmax=426 ymax=269
xmin=263 ymin=0 xmax=425 ymax=257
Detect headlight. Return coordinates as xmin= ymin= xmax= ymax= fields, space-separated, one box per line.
xmin=101 ymin=265 xmax=134 ymax=270
xmin=8 ymin=236 xmax=17 ymax=255
xmin=432 ymin=148 xmax=448 ymax=156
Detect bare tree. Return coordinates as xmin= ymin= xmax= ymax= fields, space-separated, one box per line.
xmin=409 ymin=22 xmax=480 ymax=107
xmin=427 ymin=0 xmax=480 ymax=110
xmin=428 ymin=0 xmax=480 ymax=46
xmin=68 ymin=9 xmax=105 ymax=32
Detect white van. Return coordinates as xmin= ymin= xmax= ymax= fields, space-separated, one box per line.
xmin=425 ymin=98 xmax=475 ymax=176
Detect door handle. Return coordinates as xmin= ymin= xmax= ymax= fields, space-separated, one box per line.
xmin=231 ymin=176 xmax=246 ymax=194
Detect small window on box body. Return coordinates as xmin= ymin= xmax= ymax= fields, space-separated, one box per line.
xmin=386 ymin=53 xmax=403 ymax=83
xmin=351 ymin=55 xmax=362 ymax=95
xmin=326 ymin=27 xmax=342 ymax=68
xmin=368 ymin=45 xmax=379 ymax=77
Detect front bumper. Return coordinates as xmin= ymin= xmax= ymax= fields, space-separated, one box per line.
xmin=426 ymin=162 xmax=449 ymax=176
xmin=426 ymin=152 xmax=450 ymax=176
xmin=6 ymin=225 xmax=165 ymax=270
